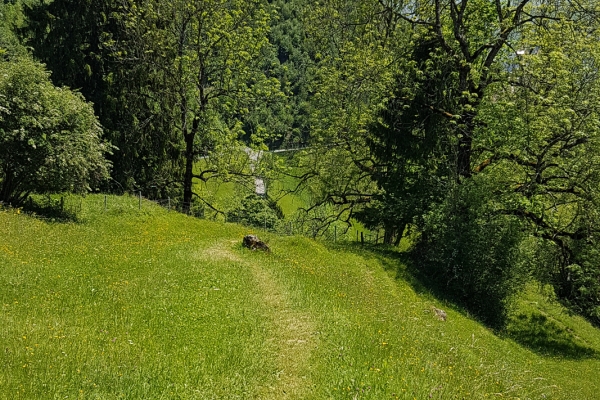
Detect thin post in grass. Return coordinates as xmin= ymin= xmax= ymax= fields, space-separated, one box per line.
xmin=104 ymin=195 xmax=107 ymax=211
xmin=168 ymin=197 xmax=171 ymax=211
xmin=334 ymin=225 xmax=337 ymax=242
xmin=361 ymin=231 xmax=364 ymax=245
xmin=139 ymin=191 xmax=142 ymax=209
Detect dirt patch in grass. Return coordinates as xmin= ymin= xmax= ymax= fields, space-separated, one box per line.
xmin=193 ymin=240 xmax=243 ymax=263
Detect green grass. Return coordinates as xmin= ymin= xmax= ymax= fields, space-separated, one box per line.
xmin=1 ymin=195 xmax=599 ymax=399
xmin=267 ymin=168 xmax=310 ymax=218
xmin=192 ymin=159 xmax=243 ymax=219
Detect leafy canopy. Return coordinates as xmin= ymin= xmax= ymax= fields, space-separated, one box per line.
xmin=0 ymin=58 xmax=111 ymax=206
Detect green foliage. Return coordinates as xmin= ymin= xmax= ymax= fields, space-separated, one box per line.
xmin=0 ymin=1 xmax=29 ymax=58
xmin=227 ymin=194 xmax=281 ymax=230
xmin=22 ymin=0 xmax=184 ymax=195
xmin=474 ymin=16 xmax=600 ymax=326
xmin=260 ymin=0 xmax=403 ymax=238
xmin=413 ymin=180 xmax=526 ymax=329
xmin=559 ymin=256 xmax=600 ymax=325
xmin=363 ymin=37 xmax=457 ymax=241
xmin=0 ymin=58 xmax=111 ymax=206
xmin=113 ymin=0 xmax=280 ymax=210
xmin=358 ymin=0 xmax=600 ymax=327
xmin=525 ymin=238 xmax=600 ymax=327
xmin=263 ymin=0 xmax=314 ymax=147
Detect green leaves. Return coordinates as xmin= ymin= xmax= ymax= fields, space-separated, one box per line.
xmin=111 ymin=0 xmax=279 ymax=208
xmin=0 ymin=58 xmax=111 ymax=205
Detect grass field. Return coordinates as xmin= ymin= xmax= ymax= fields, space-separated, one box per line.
xmin=1 ymin=195 xmax=599 ymax=399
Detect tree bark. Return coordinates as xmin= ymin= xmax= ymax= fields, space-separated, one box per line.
xmin=182 ymin=133 xmax=194 ymax=214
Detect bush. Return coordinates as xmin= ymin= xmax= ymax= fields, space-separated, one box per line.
xmin=521 ymin=229 xmax=600 ymax=327
xmin=226 ymin=194 xmax=280 ymax=229
xmin=0 ymin=58 xmax=111 ymax=206
xmin=412 ymin=181 xmax=527 ymax=329
xmin=559 ymin=261 xmax=600 ymax=325
xmin=545 ymin=241 xmax=600 ymax=327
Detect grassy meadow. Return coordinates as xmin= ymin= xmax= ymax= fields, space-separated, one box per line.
xmin=1 ymin=195 xmax=599 ymax=399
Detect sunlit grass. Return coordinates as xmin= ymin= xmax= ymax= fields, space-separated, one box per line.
xmin=1 ymin=195 xmax=599 ymax=399
xmin=255 ymin=238 xmax=600 ymax=399
xmin=0 ymin=197 xmax=273 ymax=399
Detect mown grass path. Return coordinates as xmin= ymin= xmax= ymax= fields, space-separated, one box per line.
xmin=248 ymin=255 xmax=316 ymax=399
xmin=201 ymin=239 xmax=317 ymax=399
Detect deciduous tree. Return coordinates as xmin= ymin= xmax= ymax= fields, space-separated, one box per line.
xmin=116 ymin=0 xmax=279 ymax=212
xmin=0 ymin=58 xmax=111 ymax=206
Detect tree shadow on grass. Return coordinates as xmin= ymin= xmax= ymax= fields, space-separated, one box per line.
xmin=325 ymin=241 xmax=599 ymax=360
xmin=324 ymin=242 xmax=446 ymax=301
xmin=22 ymin=196 xmax=79 ymax=223
xmin=506 ymin=312 xmax=599 ymax=359
xmin=325 ymin=242 xmax=407 ymax=274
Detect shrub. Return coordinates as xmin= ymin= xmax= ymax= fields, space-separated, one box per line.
xmin=412 ymin=181 xmax=527 ymax=329
xmin=0 ymin=58 xmax=111 ymax=206
xmin=226 ymin=194 xmax=280 ymax=229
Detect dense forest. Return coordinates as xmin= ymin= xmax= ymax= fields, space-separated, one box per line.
xmin=2 ymin=0 xmax=600 ymax=328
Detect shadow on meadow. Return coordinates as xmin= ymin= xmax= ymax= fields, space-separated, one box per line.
xmin=506 ymin=312 xmax=599 ymax=359
xmin=323 ymin=241 xmax=442 ymax=300
xmin=22 ymin=196 xmax=79 ymax=222
xmin=325 ymin=241 xmax=600 ymax=360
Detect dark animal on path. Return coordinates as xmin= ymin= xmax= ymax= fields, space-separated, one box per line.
xmin=243 ymin=234 xmax=270 ymax=252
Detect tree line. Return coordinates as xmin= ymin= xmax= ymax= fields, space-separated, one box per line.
xmin=2 ymin=0 xmax=600 ymax=328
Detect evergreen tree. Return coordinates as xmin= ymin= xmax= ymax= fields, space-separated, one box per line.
xmin=23 ymin=0 xmax=182 ymax=195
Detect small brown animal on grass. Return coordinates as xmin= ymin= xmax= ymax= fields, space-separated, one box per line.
xmin=242 ymin=234 xmax=270 ymax=252
xmin=432 ymin=306 xmax=447 ymax=321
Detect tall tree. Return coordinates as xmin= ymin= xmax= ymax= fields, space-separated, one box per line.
xmin=368 ymin=0 xmax=600 ymax=325
xmin=371 ymin=0 xmax=565 ymax=180
xmin=116 ymin=0 xmax=279 ymax=212
xmin=23 ymin=0 xmax=183 ymax=195
xmin=478 ymin=14 xmax=600 ymax=323
xmin=267 ymin=0 xmax=406 ymax=236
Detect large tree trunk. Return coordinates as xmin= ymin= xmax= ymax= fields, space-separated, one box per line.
xmin=383 ymin=221 xmax=406 ymax=246
xmin=182 ymin=115 xmax=202 ymax=214
xmin=182 ymin=133 xmax=194 ymax=214
xmin=383 ymin=228 xmax=395 ymax=245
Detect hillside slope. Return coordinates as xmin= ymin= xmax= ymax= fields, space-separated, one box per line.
xmin=1 ymin=195 xmax=599 ymax=399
